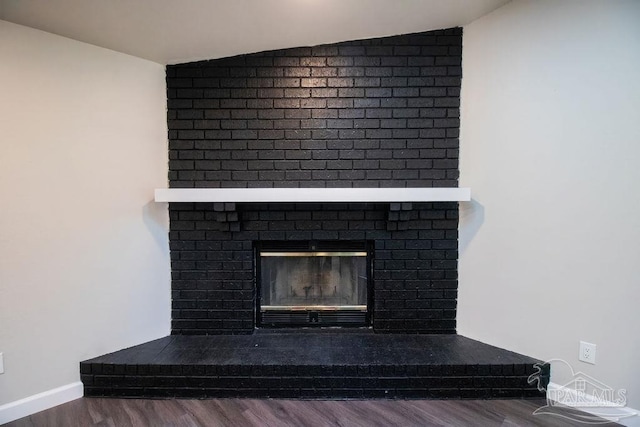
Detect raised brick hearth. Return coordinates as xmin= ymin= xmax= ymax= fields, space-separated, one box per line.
xmin=81 ymin=333 xmax=549 ymax=399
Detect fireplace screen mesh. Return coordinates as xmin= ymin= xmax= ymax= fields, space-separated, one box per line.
xmin=260 ymin=252 xmax=367 ymax=311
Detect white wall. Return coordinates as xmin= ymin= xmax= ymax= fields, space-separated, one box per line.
xmin=0 ymin=21 xmax=170 ymax=405
xmin=460 ymin=0 xmax=640 ymax=409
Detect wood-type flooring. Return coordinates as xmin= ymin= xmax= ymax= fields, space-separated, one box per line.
xmin=6 ymin=397 xmax=619 ymax=426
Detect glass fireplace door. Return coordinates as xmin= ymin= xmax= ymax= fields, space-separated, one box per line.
xmin=259 ymin=251 xmax=369 ymax=326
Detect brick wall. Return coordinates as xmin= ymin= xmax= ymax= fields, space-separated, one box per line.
xmin=170 ymin=202 xmax=458 ymax=334
xmin=166 ymin=28 xmax=462 ymax=334
xmin=167 ymin=28 xmax=461 ymax=189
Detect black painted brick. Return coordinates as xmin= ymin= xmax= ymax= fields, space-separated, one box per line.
xmin=170 ymin=202 xmax=457 ymax=334
xmin=167 ymin=29 xmax=461 ymax=190
xmin=166 ymin=29 xmax=462 ymax=334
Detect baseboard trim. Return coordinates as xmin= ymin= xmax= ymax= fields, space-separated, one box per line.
xmin=547 ymin=382 xmax=640 ymax=426
xmin=0 ymin=381 xmax=84 ymax=425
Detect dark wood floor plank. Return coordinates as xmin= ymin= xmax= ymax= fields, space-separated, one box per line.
xmin=488 ymin=400 xmax=551 ymax=427
xmin=395 ymin=400 xmax=464 ymax=426
xmin=124 ymin=400 xmax=170 ymax=427
xmin=361 ymin=400 xmax=429 ymax=426
xmin=208 ymin=398 xmax=255 ymax=427
xmin=241 ymin=400 xmax=299 ymax=427
xmin=4 ymin=397 xmax=621 ymax=427
xmin=175 ymin=399 xmax=230 ymax=427
xmin=3 ymin=417 xmax=34 ymax=427
xmin=312 ymin=401 xmax=376 ymax=427
xmin=120 ymin=400 xmax=153 ymax=426
xmin=279 ymin=399 xmax=354 ymax=427
xmin=95 ymin=399 xmax=134 ymax=427
xmin=85 ymin=396 xmax=115 ymax=426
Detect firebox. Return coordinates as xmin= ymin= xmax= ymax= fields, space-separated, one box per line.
xmin=256 ymin=241 xmax=373 ymax=327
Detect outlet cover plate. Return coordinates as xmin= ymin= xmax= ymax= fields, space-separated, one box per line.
xmin=579 ymin=341 xmax=596 ymax=364
xmin=0 ymin=352 xmax=4 ymax=374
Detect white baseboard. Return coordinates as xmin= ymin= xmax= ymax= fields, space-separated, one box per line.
xmin=546 ymin=382 xmax=640 ymax=426
xmin=0 ymin=382 xmax=84 ymax=425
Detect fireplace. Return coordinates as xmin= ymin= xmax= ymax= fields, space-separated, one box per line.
xmin=165 ymin=27 xmax=463 ymax=335
xmin=81 ymin=27 xmax=549 ymax=403
xmin=257 ymin=241 xmax=372 ymax=327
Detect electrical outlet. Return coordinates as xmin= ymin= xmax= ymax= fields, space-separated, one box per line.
xmin=579 ymin=341 xmax=596 ymax=364
xmin=0 ymin=352 xmax=4 ymax=374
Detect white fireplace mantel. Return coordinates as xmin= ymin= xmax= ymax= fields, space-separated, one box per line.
xmin=154 ymin=187 xmax=470 ymax=203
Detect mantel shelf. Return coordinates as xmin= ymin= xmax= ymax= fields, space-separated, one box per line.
xmin=154 ymin=187 xmax=470 ymax=203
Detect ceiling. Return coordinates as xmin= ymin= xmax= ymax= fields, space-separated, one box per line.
xmin=0 ymin=0 xmax=509 ymax=65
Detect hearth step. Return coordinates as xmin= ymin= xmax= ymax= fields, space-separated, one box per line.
xmin=80 ymin=333 xmax=549 ymax=399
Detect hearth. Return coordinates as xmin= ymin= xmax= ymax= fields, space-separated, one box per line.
xmin=257 ymin=241 xmax=372 ymax=327
xmin=80 ymin=333 xmax=550 ymax=399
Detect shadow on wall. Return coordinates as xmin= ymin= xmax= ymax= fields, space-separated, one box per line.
xmin=459 ymin=198 xmax=485 ymax=254
xmin=143 ymin=200 xmax=169 ymax=250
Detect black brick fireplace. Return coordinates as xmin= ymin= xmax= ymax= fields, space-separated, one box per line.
xmin=80 ymin=27 xmax=551 ymax=399
xmin=167 ymin=28 xmax=462 ymax=335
